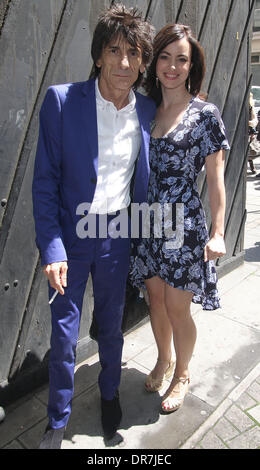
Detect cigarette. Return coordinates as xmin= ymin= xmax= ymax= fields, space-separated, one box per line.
xmin=49 ymin=289 xmax=59 ymax=304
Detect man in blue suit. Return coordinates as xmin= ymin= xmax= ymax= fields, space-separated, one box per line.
xmin=32 ymin=4 xmax=155 ymax=448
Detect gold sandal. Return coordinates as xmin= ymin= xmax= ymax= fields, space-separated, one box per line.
xmin=145 ymin=359 xmax=174 ymax=392
xmin=161 ymin=376 xmax=190 ymax=412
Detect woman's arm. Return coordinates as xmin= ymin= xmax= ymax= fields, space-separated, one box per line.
xmin=204 ymin=149 xmax=226 ymax=262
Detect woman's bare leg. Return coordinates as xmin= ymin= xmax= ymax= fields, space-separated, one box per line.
xmin=165 ymin=285 xmax=196 ymax=377
xmin=144 ymin=276 xmax=173 ymax=378
xmin=162 ymin=285 xmax=196 ymax=411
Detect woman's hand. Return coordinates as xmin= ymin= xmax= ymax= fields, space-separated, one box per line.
xmin=204 ymin=234 xmax=226 ymax=262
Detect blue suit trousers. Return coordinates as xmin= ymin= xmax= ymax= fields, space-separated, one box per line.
xmin=47 ymin=214 xmax=131 ymax=429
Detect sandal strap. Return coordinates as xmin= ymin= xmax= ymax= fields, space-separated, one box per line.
xmin=173 ymin=376 xmax=190 ymax=384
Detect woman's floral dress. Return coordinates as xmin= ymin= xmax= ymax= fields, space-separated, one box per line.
xmin=130 ymin=97 xmax=230 ymax=310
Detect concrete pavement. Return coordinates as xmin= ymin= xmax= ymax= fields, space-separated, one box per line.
xmin=0 ymin=161 xmax=259 ymax=451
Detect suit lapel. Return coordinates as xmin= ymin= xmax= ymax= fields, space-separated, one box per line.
xmin=134 ymin=94 xmax=151 ymax=202
xmin=81 ymin=79 xmax=98 ymax=177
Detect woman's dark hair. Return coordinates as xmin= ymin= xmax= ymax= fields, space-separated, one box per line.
xmin=145 ymin=24 xmax=206 ymax=105
xmin=89 ymin=4 xmax=155 ymax=89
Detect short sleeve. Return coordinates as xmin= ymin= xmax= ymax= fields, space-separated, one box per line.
xmin=201 ymin=103 xmax=230 ymax=158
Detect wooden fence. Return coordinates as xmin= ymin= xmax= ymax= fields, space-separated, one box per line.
xmin=0 ymin=0 xmax=254 ymax=404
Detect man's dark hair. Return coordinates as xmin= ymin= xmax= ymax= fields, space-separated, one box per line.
xmin=90 ymin=3 xmax=155 ymax=89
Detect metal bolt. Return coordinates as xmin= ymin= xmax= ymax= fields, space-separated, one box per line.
xmin=1 ymin=199 xmax=7 ymax=207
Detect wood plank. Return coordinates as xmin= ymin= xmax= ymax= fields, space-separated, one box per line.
xmin=0 ymin=0 xmax=10 ymax=31
xmin=196 ymin=0 xmax=210 ymax=37
xmin=177 ymin=0 xmax=199 ymax=36
xmin=0 ymin=0 xmax=109 ymax=383
xmin=222 ymin=38 xmax=249 ymax=147
xmin=224 ymin=107 xmax=248 ymax=238
xmin=206 ymin=0 xmax=251 ymax=111
xmin=0 ymin=0 xmax=65 ymax=227
xmin=219 ymin=172 xmax=245 ymax=263
xmin=199 ymin=0 xmax=232 ymax=94
xmin=146 ymin=0 xmax=182 ymax=31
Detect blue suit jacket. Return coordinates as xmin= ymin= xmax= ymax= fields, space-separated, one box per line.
xmin=32 ymin=78 xmax=156 ymax=265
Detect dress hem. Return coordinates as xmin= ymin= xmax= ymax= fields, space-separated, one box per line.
xmin=134 ymin=274 xmax=221 ymax=311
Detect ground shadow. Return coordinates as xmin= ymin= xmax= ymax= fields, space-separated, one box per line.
xmin=244 ymin=241 xmax=260 ymax=263
xmin=63 ymin=363 xmax=162 ymax=447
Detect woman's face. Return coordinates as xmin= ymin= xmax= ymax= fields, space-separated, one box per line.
xmin=156 ymin=37 xmax=192 ymax=92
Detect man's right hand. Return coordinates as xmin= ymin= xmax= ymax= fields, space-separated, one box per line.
xmin=43 ymin=261 xmax=68 ymax=295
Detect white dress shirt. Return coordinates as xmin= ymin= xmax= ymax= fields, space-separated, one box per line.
xmin=88 ymin=79 xmax=141 ymax=214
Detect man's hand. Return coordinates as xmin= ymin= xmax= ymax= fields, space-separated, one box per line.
xmin=204 ymin=234 xmax=226 ymax=262
xmin=43 ymin=261 xmax=68 ymax=295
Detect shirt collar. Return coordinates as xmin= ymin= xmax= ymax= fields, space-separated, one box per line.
xmin=95 ymin=78 xmax=136 ymax=112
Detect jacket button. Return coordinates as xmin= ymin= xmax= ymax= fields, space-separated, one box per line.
xmin=90 ymin=177 xmax=96 ymax=184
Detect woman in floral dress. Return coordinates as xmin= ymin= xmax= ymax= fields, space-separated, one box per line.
xmin=130 ymin=24 xmax=229 ymax=412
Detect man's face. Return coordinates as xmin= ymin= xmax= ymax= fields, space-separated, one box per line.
xmin=96 ymin=35 xmax=145 ymax=94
